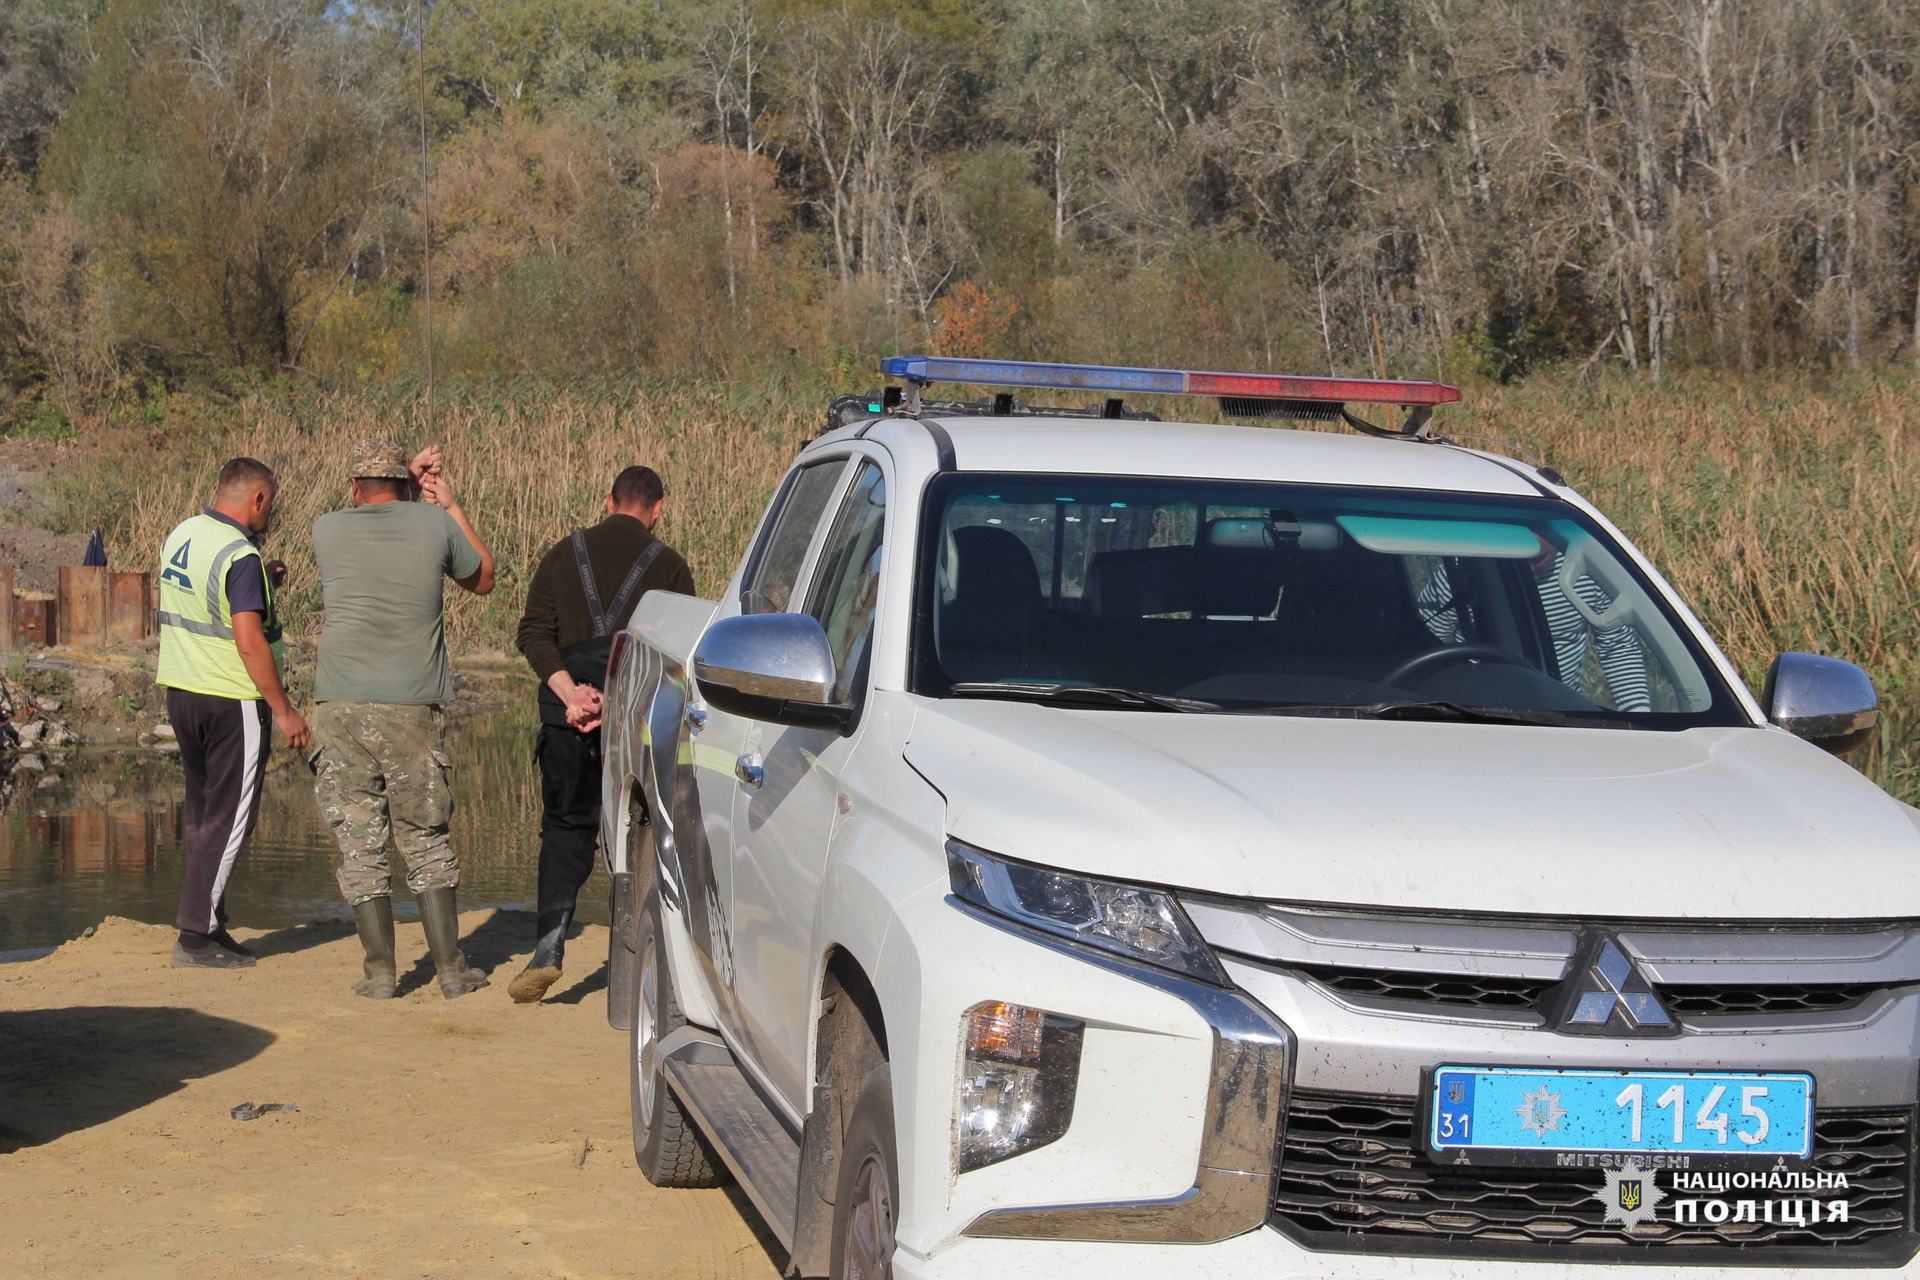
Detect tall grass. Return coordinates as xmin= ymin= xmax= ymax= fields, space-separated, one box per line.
xmin=55 ymin=371 xmax=1918 ymax=800
xmin=68 ymin=381 xmax=810 ymax=663
xmin=1468 ymin=373 xmax=1919 ymax=801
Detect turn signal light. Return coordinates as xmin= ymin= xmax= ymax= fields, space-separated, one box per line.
xmin=956 ymin=1000 xmax=1084 ymax=1172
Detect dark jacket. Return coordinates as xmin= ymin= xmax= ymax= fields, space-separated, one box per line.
xmin=516 ymin=515 xmax=696 ymax=723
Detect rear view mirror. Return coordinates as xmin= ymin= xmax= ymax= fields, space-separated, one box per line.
xmin=1764 ymin=652 xmax=1877 ymax=755
xmin=693 ymin=613 xmax=851 ymax=731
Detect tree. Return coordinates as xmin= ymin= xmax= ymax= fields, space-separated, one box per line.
xmin=765 ymin=0 xmax=985 ymax=313
xmin=418 ymin=0 xmax=667 ymax=125
xmin=42 ymin=0 xmax=400 ymax=371
xmin=0 ymin=0 xmax=102 ymax=173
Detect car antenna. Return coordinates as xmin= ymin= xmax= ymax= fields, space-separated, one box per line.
xmin=414 ymin=0 xmax=434 ymax=440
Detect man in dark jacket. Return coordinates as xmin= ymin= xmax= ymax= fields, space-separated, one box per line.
xmin=510 ymin=466 xmax=695 ymax=1003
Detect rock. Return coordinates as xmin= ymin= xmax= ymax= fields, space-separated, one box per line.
xmin=71 ymin=668 xmax=113 ymax=705
xmin=37 ymin=698 xmax=61 ymax=714
xmin=153 ymin=740 xmax=179 ymax=754
xmin=153 ymin=723 xmax=176 ymax=740
xmin=14 ymin=753 xmax=43 ymax=772
xmin=15 ymin=721 xmax=42 ymax=748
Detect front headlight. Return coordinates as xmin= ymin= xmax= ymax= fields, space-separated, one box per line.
xmin=947 ymin=840 xmax=1226 ymax=984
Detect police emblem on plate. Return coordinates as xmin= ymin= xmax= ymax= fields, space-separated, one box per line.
xmin=1514 ymin=1084 xmax=1567 ymax=1137
xmin=1595 ymin=1159 xmax=1666 ymax=1230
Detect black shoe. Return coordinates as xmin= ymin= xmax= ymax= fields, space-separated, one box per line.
xmin=207 ymin=927 xmax=257 ymax=958
xmin=508 ymin=907 xmax=571 ymax=1005
xmin=171 ymin=938 xmax=256 ymax=970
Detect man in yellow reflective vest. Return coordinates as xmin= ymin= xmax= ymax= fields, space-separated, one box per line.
xmin=156 ymin=457 xmax=310 ymax=969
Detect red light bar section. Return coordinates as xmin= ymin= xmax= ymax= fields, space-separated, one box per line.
xmin=1185 ymin=371 xmax=1461 ymax=406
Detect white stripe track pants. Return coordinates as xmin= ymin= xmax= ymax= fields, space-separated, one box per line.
xmin=164 ymin=688 xmax=270 ymax=937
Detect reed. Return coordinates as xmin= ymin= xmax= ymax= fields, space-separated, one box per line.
xmin=57 ymin=370 xmax=1919 ymax=800
xmin=74 ymin=381 xmax=812 ymax=662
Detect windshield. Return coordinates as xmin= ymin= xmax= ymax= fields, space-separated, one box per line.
xmin=911 ymin=474 xmax=1746 ymax=729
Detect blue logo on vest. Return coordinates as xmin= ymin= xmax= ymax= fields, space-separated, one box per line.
xmin=163 ymin=541 xmax=194 ymax=590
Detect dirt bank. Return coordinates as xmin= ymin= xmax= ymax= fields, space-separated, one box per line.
xmin=2 ymin=650 xmax=530 ymax=753
xmin=0 ymin=914 xmax=782 ymax=1280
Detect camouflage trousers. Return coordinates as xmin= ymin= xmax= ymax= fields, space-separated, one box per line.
xmin=310 ymin=702 xmax=459 ymax=905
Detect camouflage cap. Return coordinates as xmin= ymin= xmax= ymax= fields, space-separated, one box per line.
xmin=349 ymin=438 xmax=410 ymax=480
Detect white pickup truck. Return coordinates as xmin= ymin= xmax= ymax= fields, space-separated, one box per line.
xmin=599 ymin=356 xmax=1919 ymax=1280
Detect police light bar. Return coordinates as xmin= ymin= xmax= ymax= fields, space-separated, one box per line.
xmin=879 ymin=356 xmax=1460 ymax=407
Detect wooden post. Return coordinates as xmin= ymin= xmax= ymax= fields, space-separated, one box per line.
xmin=108 ymin=571 xmax=153 ymax=643
xmin=58 ymin=565 xmax=111 ymax=648
xmin=0 ymin=565 xmax=12 ymax=654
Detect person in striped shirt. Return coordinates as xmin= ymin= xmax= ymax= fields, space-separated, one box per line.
xmin=1414 ymin=535 xmax=1652 ymax=712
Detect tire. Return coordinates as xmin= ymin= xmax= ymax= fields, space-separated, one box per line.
xmin=630 ymin=888 xmax=723 ymax=1187
xmin=829 ymin=1065 xmax=898 ymax=1280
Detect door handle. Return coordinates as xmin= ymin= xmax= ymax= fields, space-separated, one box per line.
xmin=686 ymin=705 xmax=708 ymax=733
xmin=735 ymin=754 xmax=765 ymax=789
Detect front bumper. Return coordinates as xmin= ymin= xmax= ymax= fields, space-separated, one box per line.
xmin=896 ymin=890 xmax=1920 ymax=1273
xmin=897 ymin=1227 xmax=1920 ymax=1280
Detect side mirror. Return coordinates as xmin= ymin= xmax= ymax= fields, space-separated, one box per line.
xmin=1764 ymin=652 xmax=1877 ymax=756
xmin=693 ymin=613 xmax=851 ymax=731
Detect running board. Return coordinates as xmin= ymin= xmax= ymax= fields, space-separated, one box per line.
xmin=659 ymin=1028 xmax=801 ymax=1250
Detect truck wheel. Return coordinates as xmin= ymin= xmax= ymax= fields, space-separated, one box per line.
xmin=830 ymin=1066 xmax=897 ymax=1280
xmin=630 ymin=889 xmax=723 ymax=1187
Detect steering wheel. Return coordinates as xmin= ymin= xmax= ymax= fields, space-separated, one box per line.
xmin=1381 ymin=643 xmax=1533 ymax=689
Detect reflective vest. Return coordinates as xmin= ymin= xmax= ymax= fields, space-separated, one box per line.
xmin=155 ymin=512 xmax=286 ymax=700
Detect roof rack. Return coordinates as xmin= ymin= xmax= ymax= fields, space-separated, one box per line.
xmin=877 ymin=355 xmax=1461 ymax=439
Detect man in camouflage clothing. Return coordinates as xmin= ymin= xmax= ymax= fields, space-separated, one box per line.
xmin=309 ymin=439 xmax=497 ymax=999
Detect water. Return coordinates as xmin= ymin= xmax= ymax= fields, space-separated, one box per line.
xmin=0 ymin=705 xmax=610 ymax=953
xmin=3 ymin=697 xmax=1911 ymax=956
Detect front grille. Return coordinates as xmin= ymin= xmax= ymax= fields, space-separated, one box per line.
xmin=1661 ymin=984 xmax=1880 ymax=1016
xmin=1294 ymin=966 xmax=1886 ymax=1020
xmin=1271 ymin=1091 xmax=1917 ymax=1263
xmin=1296 ymin=965 xmax=1553 ymax=1010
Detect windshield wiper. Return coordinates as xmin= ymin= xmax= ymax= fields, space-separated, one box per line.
xmin=1228 ymin=699 xmax=1625 ymax=729
xmin=1368 ymin=700 xmax=1621 ymax=728
xmin=947 ymin=682 xmax=1223 ymax=713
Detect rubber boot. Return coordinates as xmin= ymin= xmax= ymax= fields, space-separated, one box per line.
xmin=419 ymin=887 xmax=489 ymax=999
xmin=352 ymin=896 xmax=397 ymax=999
xmin=507 ymin=907 xmax=571 ymax=1005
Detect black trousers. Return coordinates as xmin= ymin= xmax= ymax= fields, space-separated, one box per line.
xmin=536 ymin=723 xmax=603 ymax=919
xmin=166 ymin=688 xmax=271 ymax=936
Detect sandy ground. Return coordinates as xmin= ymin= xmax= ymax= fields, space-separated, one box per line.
xmin=0 ymin=914 xmax=784 ymax=1280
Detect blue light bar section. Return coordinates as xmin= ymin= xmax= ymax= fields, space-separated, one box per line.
xmin=880 ymin=356 xmax=1184 ymax=395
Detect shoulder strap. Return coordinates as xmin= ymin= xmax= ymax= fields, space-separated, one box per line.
xmin=572 ymin=531 xmax=608 ymax=637
xmin=600 ymin=540 xmax=666 ymax=636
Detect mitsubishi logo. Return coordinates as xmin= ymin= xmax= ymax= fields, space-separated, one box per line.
xmin=1558 ymin=936 xmax=1674 ymax=1035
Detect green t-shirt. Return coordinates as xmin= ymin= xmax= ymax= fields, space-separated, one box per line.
xmin=311 ymin=501 xmax=482 ymax=705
